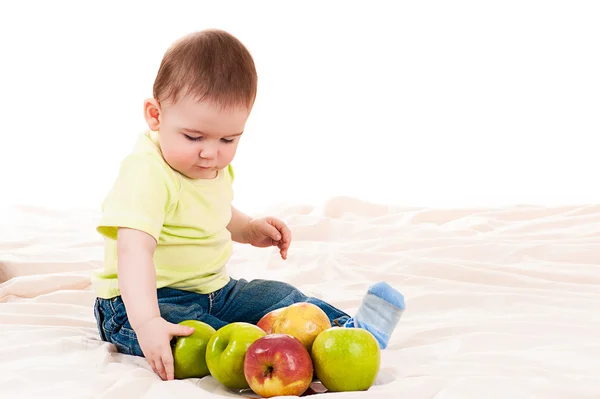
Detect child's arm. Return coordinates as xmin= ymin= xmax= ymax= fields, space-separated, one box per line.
xmin=117 ymin=228 xmax=161 ymax=329
xmin=227 ymin=206 xmax=253 ymax=243
xmin=117 ymin=227 xmax=194 ymax=381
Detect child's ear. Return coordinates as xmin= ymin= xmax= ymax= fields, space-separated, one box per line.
xmin=143 ymin=98 xmax=161 ymax=130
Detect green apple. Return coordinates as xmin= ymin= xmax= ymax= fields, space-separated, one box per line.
xmin=171 ymin=320 xmax=216 ymax=379
xmin=205 ymin=322 xmax=266 ymax=390
xmin=311 ymin=327 xmax=380 ymax=392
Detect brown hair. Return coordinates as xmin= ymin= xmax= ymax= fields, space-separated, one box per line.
xmin=152 ymin=29 xmax=257 ymax=109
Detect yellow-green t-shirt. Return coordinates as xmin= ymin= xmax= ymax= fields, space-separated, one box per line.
xmin=91 ymin=130 xmax=233 ymax=299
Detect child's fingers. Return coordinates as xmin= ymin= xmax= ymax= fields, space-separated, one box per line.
xmin=266 ymin=218 xmax=291 ymax=259
xmin=153 ymin=357 xmax=167 ymax=380
xmin=276 ymin=240 xmax=288 ymax=260
xmin=148 ymin=358 xmax=159 ymax=375
xmin=162 ymin=352 xmax=175 ymax=381
xmin=278 ymin=222 xmax=292 ymax=247
xmin=261 ymin=222 xmax=282 ymax=241
xmin=267 ymin=218 xmax=287 ymax=237
xmin=277 ymin=239 xmax=287 ymax=251
xmin=268 ymin=218 xmax=292 ymax=247
xmin=281 ymin=232 xmax=291 ymax=249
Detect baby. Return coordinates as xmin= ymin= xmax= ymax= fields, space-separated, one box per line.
xmin=92 ymin=29 xmax=405 ymax=381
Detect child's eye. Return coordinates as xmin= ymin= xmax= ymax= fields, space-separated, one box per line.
xmin=184 ymin=134 xmax=202 ymax=141
xmin=221 ymin=138 xmax=235 ymax=143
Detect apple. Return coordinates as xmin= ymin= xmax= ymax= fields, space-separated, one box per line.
xmin=205 ymin=322 xmax=266 ymax=390
xmin=259 ymin=302 xmax=331 ymax=352
xmin=171 ymin=320 xmax=216 ymax=379
xmin=256 ymin=307 xmax=286 ymax=334
xmin=311 ymin=327 xmax=380 ymax=392
xmin=243 ymin=334 xmax=314 ymax=398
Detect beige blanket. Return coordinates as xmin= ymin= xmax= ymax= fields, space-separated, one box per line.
xmin=1 ymin=197 xmax=599 ymax=398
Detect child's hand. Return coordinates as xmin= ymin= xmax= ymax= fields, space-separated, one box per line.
xmin=247 ymin=217 xmax=292 ymax=259
xmin=134 ymin=316 xmax=194 ymax=380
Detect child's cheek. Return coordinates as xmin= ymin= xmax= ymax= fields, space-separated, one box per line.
xmin=173 ymin=146 xmax=194 ymax=162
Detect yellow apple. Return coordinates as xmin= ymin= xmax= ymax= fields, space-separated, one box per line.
xmin=269 ymin=303 xmax=331 ymax=352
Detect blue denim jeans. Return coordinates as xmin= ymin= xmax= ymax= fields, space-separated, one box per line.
xmin=93 ymin=277 xmax=350 ymax=357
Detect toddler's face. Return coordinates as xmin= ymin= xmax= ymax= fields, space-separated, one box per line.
xmin=151 ymin=97 xmax=250 ymax=179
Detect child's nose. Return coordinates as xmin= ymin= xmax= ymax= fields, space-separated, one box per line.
xmin=199 ymin=144 xmax=216 ymax=159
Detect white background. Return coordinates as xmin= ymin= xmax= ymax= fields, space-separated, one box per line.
xmin=1 ymin=1 xmax=598 ymax=214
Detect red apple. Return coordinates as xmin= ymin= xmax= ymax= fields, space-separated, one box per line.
xmin=270 ymin=303 xmax=331 ymax=352
xmin=243 ymin=334 xmax=314 ymax=398
xmin=257 ymin=307 xmax=286 ymax=334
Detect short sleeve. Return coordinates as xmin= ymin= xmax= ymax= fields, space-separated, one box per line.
xmin=97 ymin=154 xmax=174 ymax=242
